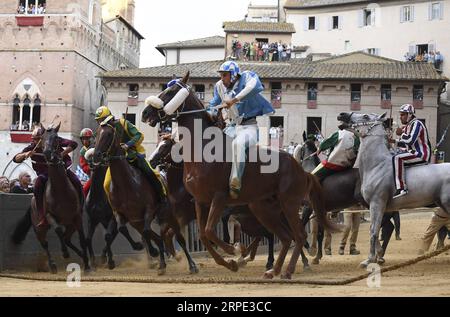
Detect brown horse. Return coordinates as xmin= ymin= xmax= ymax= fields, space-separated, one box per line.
xmin=150 ymin=137 xmax=281 ymax=271
xmin=142 ymin=72 xmax=338 ymax=279
xmin=12 ymin=124 xmax=90 ymax=273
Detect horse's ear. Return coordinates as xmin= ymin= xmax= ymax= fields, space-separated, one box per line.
xmin=302 ymin=131 xmax=307 ymax=142
xmin=55 ymin=121 xmax=61 ymax=133
xmin=181 ymin=71 xmax=190 ymax=84
xmin=38 ymin=122 xmax=45 ymax=130
xmin=379 ymin=112 xmax=388 ymax=121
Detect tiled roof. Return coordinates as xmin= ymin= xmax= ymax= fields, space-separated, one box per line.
xmin=284 ymin=0 xmax=369 ymax=8
xmin=222 ymin=21 xmax=296 ymax=33
xmin=101 ymin=52 xmax=447 ymax=82
xmin=156 ymin=36 xmax=225 ymax=49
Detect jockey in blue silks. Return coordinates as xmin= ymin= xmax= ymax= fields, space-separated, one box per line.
xmin=209 ymin=61 xmax=274 ymax=199
xmin=391 ymin=104 xmax=432 ymax=199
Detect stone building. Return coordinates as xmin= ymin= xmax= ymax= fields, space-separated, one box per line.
xmin=100 ymin=51 xmax=447 ymax=154
xmin=0 ymin=0 xmax=143 ymax=178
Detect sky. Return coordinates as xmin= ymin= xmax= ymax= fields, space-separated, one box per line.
xmin=134 ymin=0 xmax=278 ymax=68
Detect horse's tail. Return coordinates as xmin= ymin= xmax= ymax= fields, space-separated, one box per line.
xmin=11 ymin=207 xmax=32 ymax=245
xmin=305 ymin=173 xmax=341 ymax=233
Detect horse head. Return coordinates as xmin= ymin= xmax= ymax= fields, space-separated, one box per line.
xmin=93 ymin=122 xmax=121 ymax=166
xmin=142 ymin=71 xmax=204 ymax=127
xmin=42 ymin=122 xmax=62 ymax=164
xmin=338 ymin=112 xmax=387 ymax=137
xmin=149 ymin=135 xmax=176 ymax=169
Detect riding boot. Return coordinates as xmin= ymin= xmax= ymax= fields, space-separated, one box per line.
xmin=338 ymin=244 xmax=345 ymax=255
xmin=133 ymin=157 xmax=167 ymax=204
xmin=349 ymin=244 xmax=360 ymax=255
xmin=33 ymin=175 xmax=48 ymax=227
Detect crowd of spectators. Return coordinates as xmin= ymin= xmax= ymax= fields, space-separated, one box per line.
xmin=404 ymin=51 xmax=444 ymax=70
xmin=230 ymin=40 xmax=292 ymax=62
xmin=0 ymin=172 xmax=34 ymax=194
xmin=10 ymin=121 xmax=39 ymax=131
xmin=17 ymin=3 xmax=46 ymax=14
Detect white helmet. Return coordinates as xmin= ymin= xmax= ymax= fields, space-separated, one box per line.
xmin=399 ymin=104 xmax=415 ymax=122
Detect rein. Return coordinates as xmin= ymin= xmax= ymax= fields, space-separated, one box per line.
xmin=94 ymin=123 xmax=126 ymax=167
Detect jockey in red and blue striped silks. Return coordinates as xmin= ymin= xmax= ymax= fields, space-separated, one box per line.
xmin=392 ymin=104 xmax=432 ymax=198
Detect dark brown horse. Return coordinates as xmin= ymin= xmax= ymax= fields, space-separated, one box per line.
xmin=12 ymin=124 xmax=90 ymax=273
xmin=85 ymin=163 xmax=144 ymax=270
xmin=142 ymin=72 xmax=338 ymax=279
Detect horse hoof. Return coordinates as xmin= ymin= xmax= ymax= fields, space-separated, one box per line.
xmin=62 ymin=251 xmax=70 ymax=259
xmin=263 ymin=270 xmax=274 ymax=279
xmin=149 ymin=262 xmax=158 ymax=269
xmin=100 ymin=256 xmax=107 ymax=265
xmin=377 ymin=257 xmax=385 ymax=265
xmin=233 ymin=243 xmax=244 ymax=257
xmin=189 ymin=266 xmax=199 ymax=274
xmin=84 ymin=267 xmax=92 ymax=274
xmin=265 ymin=264 xmax=274 ymax=271
xmin=108 ymin=261 xmax=116 ymax=270
xmin=312 ymin=258 xmax=320 ymax=265
xmin=175 ymin=253 xmax=183 ymax=262
xmin=149 ymin=249 xmax=159 ymax=258
xmin=237 ymin=257 xmax=247 ymax=268
xmin=359 ymin=260 xmax=370 ymax=268
xmin=49 ymin=264 xmax=57 ymax=274
xmin=157 ymin=268 xmax=166 ymax=276
xmin=280 ymin=272 xmax=292 ymax=280
xmin=228 ymin=260 xmax=239 ymax=272
xmin=303 ymin=265 xmax=312 ymax=273
xmin=133 ymin=242 xmax=144 ymax=251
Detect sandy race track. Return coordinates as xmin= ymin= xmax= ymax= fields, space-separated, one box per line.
xmin=1 ymin=210 xmax=450 ymax=297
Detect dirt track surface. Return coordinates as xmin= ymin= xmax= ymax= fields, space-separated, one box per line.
xmin=1 ymin=211 xmax=450 ymax=297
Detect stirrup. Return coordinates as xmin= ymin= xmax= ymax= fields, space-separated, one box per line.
xmin=229 ymin=178 xmax=241 ymax=199
xmin=393 ymin=189 xmax=408 ymax=199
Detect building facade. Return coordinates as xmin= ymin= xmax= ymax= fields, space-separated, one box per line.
xmin=0 ymin=0 xmax=143 ymax=178
xmin=156 ymin=36 xmax=225 ymax=66
xmin=100 ymin=52 xmax=446 ymax=156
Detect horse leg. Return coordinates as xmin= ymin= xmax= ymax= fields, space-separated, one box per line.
xmin=115 ymin=216 xmax=144 ymax=251
xmin=161 ymin=225 xmax=176 ymax=258
xmin=205 ymin=193 xmax=240 ymax=257
xmin=143 ymin=208 xmax=166 ymax=275
xmin=247 ymin=201 xmax=293 ymax=279
xmin=86 ymin=217 xmax=98 ymax=268
xmin=239 ymin=237 xmax=260 ymax=268
xmin=103 ymin=219 xmax=119 ymax=270
xmin=437 ymin=226 xmax=447 ymax=250
xmin=37 ymin=228 xmax=57 ymax=274
xmin=380 ymin=215 xmax=394 ymax=259
xmin=63 ymin=226 xmax=84 ymax=258
xmin=172 ymin=225 xmax=199 ymax=274
xmin=360 ymin=203 xmax=385 ymax=268
xmin=76 ymin=220 xmax=92 ymax=272
xmin=312 ymin=226 xmax=324 ymax=265
xmin=266 ymin=234 xmax=275 ymax=270
xmin=195 ymin=201 xmax=239 ymax=272
xmin=55 ymin=225 xmax=70 ymax=259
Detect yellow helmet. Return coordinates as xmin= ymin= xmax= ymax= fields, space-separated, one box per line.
xmin=95 ymin=106 xmax=112 ymax=121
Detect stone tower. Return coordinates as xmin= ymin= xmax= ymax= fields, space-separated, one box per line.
xmin=101 ymin=0 xmax=135 ymax=25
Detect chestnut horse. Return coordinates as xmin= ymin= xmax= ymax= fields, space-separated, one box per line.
xmin=142 ymin=72 xmax=337 ymax=279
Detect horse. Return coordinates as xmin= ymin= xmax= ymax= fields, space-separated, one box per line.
xmin=295 ymin=132 xmax=401 ymax=264
xmin=149 ymin=137 xmax=276 ymax=270
xmin=338 ymin=111 xmax=450 ymax=267
xmin=142 ymin=72 xmax=338 ymax=279
xmin=84 ymin=161 xmax=144 ymax=270
xmin=11 ymin=123 xmax=90 ymax=273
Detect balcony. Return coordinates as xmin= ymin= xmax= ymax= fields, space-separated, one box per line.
xmin=413 ymin=99 xmax=423 ymax=109
xmin=307 ymin=100 xmax=317 ymax=109
xmin=16 ymin=15 xmax=44 ymax=26
xmin=10 ymin=130 xmax=32 ymax=143
xmin=381 ymin=99 xmax=392 ymax=109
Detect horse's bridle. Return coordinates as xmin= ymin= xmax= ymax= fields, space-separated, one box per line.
xmin=93 ymin=123 xmax=126 ymax=167
xmin=43 ymin=134 xmax=65 ymax=167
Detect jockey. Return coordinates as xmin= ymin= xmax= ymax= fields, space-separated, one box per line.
xmin=94 ymin=106 xmax=167 ymax=206
xmin=311 ymin=129 xmax=360 ymax=181
xmin=79 ymin=128 xmax=93 ymax=197
xmin=209 ymin=60 xmax=274 ymax=199
xmin=13 ymin=125 xmax=83 ymax=227
xmin=391 ymin=104 xmax=432 ymax=199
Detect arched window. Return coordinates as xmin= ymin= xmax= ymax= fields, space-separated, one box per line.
xmin=22 ymin=94 xmax=31 ymax=131
xmin=33 ymin=94 xmax=41 ymax=127
xmin=12 ymin=95 xmax=20 ymax=130
xmin=17 ymin=0 xmax=46 ymax=15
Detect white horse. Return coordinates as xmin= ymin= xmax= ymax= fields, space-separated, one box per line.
xmin=338 ymin=111 xmax=450 ymax=267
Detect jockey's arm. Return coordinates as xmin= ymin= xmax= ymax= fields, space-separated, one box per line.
xmin=123 ymin=120 xmax=143 ymax=148
xmin=318 ymin=131 xmax=339 ymax=153
xmin=59 ymin=138 xmax=78 ymax=157
xmin=13 ymin=144 xmax=35 ymax=163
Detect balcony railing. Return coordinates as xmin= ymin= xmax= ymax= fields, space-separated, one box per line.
xmin=16 ymin=15 xmax=44 ymax=26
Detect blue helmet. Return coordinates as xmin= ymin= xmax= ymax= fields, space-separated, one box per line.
xmin=218 ymin=61 xmax=240 ymax=82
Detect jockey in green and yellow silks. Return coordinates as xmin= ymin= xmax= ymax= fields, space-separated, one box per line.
xmin=94 ymin=106 xmax=166 ymax=206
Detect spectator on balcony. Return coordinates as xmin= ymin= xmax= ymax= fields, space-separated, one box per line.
xmin=0 ymin=177 xmax=10 ymax=193
xmin=38 ymin=4 xmax=45 ymax=14
xmin=249 ymin=42 xmax=255 ymax=61
xmin=429 ymin=51 xmax=435 ymax=65
xmin=11 ymin=172 xmax=33 ymax=194
xmin=17 ymin=4 xmax=25 ymax=14
xmin=286 ymin=44 xmax=292 ymax=61
xmin=435 ymin=51 xmax=443 ymax=70
xmin=22 ymin=120 xmax=30 ymax=131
